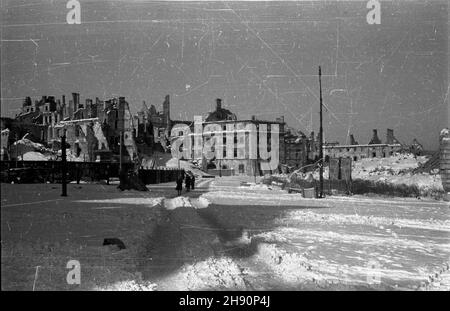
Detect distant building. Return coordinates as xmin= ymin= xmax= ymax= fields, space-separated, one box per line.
xmin=0 ymin=116 xmax=47 ymax=160
xmin=324 ymin=129 xmax=403 ymax=161
xmin=282 ymin=125 xmax=308 ymax=170
xmin=2 ymin=93 xmax=411 ymax=168
xmin=205 ymin=98 xmax=237 ymax=122
xmin=173 ymin=98 xmax=286 ymax=176
xmin=134 ymin=95 xmax=174 ymax=155
xmin=6 ymin=93 xmax=140 ymax=162
xmin=55 ymin=96 xmax=138 ymax=162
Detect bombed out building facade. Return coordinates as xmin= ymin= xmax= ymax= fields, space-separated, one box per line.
xmin=170 ymin=98 xmax=313 ymax=175
xmin=1 ymin=93 xmax=182 ymax=164
xmin=1 ymin=93 xmax=419 ymax=175
xmin=323 ymin=129 xmax=403 ymax=161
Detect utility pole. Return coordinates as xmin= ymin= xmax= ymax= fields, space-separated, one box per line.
xmin=119 ymin=131 xmax=123 ymax=174
xmin=61 ymin=129 xmax=67 ymax=197
xmin=15 ymin=133 xmax=18 ymax=168
xmin=21 ymin=134 xmax=24 ymax=164
xmin=254 ymin=159 xmax=257 ymax=184
xmin=319 ymin=66 xmax=324 ymax=198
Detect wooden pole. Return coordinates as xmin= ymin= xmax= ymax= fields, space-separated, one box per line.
xmin=61 ymin=130 xmax=67 ymax=197
xmin=15 ymin=133 xmax=18 ymax=168
xmin=119 ymin=131 xmax=123 ymax=174
xmin=319 ymin=66 xmax=324 ymax=198
xmin=254 ymin=160 xmax=256 ymax=184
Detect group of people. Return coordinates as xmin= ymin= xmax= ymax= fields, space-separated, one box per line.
xmin=175 ymin=171 xmax=196 ymax=196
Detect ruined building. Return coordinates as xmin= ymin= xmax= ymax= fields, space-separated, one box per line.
xmin=55 ymin=95 xmax=138 ymax=162
xmin=171 ymin=98 xmax=288 ymax=176
xmin=5 ymin=93 xmax=139 ymax=162
xmin=2 ymin=93 xmax=184 ymax=164
xmin=205 ymin=98 xmax=237 ymax=122
xmin=282 ymin=125 xmax=309 ymax=170
xmin=134 ymin=94 xmax=185 ymax=158
xmin=324 ymin=129 xmax=403 ymax=161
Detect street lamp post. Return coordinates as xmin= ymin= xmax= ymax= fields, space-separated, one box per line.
xmin=61 ymin=129 xmax=67 ymax=197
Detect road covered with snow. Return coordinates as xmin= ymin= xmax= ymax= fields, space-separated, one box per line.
xmin=138 ymin=176 xmax=449 ymax=291
xmin=1 ymin=176 xmax=449 ymax=290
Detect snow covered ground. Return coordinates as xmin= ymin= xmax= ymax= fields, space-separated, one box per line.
xmin=2 ymin=175 xmax=449 ymax=291
xmin=188 ymin=177 xmax=450 ymax=290
xmin=282 ymin=153 xmax=444 ymax=198
xmin=165 ymin=158 xmax=211 ymax=177
xmin=351 ymin=154 xmax=443 ymax=194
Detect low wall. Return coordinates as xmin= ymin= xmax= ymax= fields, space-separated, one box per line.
xmin=207 ymin=169 xmax=235 ymax=176
xmin=0 ymin=160 xmax=183 ymax=185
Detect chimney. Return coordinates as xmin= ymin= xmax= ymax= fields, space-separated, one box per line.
xmin=216 ymin=98 xmax=222 ymax=111
xmin=23 ymin=97 xmax=32 ymax=107
xmin=68 ymin=100 xmax=74 ymax=119
xmin=349 ymin=134 xmax=358 ymax=145
xmin=386 ymin=129 xmax=394 ymax=144
xmin=72 ymin=93 xmax=80 ymax=110
xmin=251 ymin=115 xmax=256 ymax=121
xmin=103 ymin=100 xmax=108 ymax=110
xmin=369 ymin=129 xmax=381 ymax=145
xmin=163 ymin=95 xmax=170 ymax=122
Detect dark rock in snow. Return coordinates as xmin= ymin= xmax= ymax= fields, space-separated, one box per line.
xmin=103 ymin=238 xmax=126 ymax=250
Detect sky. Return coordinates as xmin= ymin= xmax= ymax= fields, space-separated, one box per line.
xmin=1 ymin=0 xmax=448 ymax=150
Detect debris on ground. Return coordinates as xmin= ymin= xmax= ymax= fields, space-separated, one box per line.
xmin=103 ymin=238 xmax=126 ymax=250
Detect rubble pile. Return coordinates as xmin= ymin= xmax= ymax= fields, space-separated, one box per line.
xmin=413 ymin=152 xmax=440 ymax=174
xmin=271 ymin=153 xmax=444 ymax=198
xmin=11 ymin=136 xmax=56 ymax=160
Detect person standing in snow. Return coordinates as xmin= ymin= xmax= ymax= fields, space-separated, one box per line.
xmin=190 ymin=174 xmax=195 ymax=190
xmin=176 ymin=175 xmax=183 ymax=196
xmin=185 ymin=174 xmax=191 ymax=192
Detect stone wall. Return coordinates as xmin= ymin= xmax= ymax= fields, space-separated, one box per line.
xmin=324 ymin=144 xmax=403 ymax=161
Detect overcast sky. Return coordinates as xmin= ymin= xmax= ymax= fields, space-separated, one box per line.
xmin=1 ymin=0 xmax=448 ymax=150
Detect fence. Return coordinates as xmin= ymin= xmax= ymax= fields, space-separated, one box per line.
xmin=207 ymin=168 xmax=235 ymax=176
xmin=138 ymin=167 xmax=184 ymax=184
xmin=287 ymin=178 xmax=352 ymax=195
xmin=0 ymin=160 xmax=184 ymax=185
